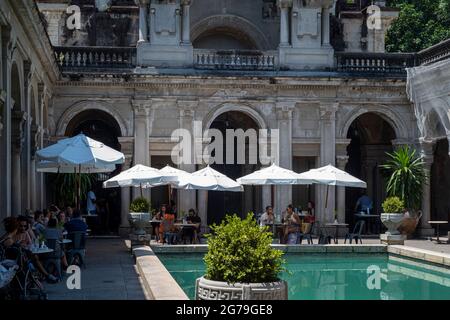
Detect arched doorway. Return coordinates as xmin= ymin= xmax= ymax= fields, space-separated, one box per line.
xmin=207 ymin=111 xmax=262 ymax=224
xmin=62 ymin=109 xmax=123 ymax=234
xmin=431 ymin=139 xmax=450 ymax=233
xmin=345 ymin=113 xmax=396 ymax=224
xmin=193 ymin=28 xmax=258 ymax=50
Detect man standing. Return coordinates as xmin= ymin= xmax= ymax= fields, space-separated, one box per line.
xmin=86 ymin=189 xmax=97 ymax=216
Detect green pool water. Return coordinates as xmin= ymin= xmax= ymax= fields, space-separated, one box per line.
xmin=157 ymin=253 xmax=450 ymax=300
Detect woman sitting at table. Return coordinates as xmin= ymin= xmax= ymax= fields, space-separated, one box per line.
xmin=44 ymin=218 xmax=69 ymax=270
xmin=304 ymin=201 xmax=316 ymax=223
xmin=283 ymin=205 xmax=301 ymax=244
xmin=158 ymin=205 xmax=178 ymax=244
xmin=1 ymin=217 xmax=59 ymax=283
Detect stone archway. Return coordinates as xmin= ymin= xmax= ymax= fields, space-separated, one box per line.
xmin=59 ymin=109 xmax=124 ymax=234
xmin=206 ymin=110 xmax=264 ymax=224
xmin=345 ymin=112 xmax=397 ymax=227
xmin=191 ymin=15 xmax=271 ymax=50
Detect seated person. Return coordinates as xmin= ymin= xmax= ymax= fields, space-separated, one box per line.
xmin=158 ymin=205 xmax=177 ymax=244
xmin=33 ymin=210 xmax=46 ymax=238
xmin=1 ymin=217 xmax=58 ymax=283
xmin=185 ymin=209 xmax=201 ymax=244
xmin=283 ymin=205 xmax=301 ymax=244
xmin=14 ymin=216 xmax=33 ymax=249
xmin=64 ymin=210 xmax=88 ymax=233
xmin=355 ymin=192 xmax=373 ymax=214
xmin=44 ymin=218 xmax=69 ymax=270
xmin=304 ymin=201 xmax=316 ymax=223
xmin=260 ymin=206 xmax=275 ymax=227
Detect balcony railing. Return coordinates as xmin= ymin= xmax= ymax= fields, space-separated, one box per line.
xmin=194 ymin=49 xmax=277 ymax=71
xmin=417 ymin=39 xmax=450 ymax=66
xmin=335 ymin=52 xmax=416 ymax=75
xmin=54 ymin=46 xmax=136 ymax=72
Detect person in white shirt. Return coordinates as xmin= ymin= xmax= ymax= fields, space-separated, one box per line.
xmin=86 ymin=190 xmax=97 ymax=215
xmin=260 ymin=206 xmax=275 ymax=226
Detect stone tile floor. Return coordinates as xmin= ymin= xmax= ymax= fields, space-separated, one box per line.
xmin=45 ymin=238 xmax=149 ymax=300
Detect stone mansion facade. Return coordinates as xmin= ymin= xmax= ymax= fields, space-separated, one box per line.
xmin=0 ymin=0 xmax=449 ymax=235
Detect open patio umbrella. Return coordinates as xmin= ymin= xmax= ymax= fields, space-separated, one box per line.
xmin=177 ymin=166 xmax=243 ymax=192
xmin=156 ymin=165 xmax=190 ymax=203
xmin=36 ymin=133 xmax=125 ymax=208
xmin=102 ymin=164 xmax=176 ymax=198
xmin=237 ymin=163 xmax=312 ymax=215
xmin=297 ymin=164 xmax=367 ymax=208
xmin=176 ymin=166 xmax=243 ymax=221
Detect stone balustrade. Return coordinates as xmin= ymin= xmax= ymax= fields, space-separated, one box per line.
xmin=335 ymin=52 xmax=416 ymax=75
xmin=417 ymin=38 xmax=450 ymax=66
xmin=193 ymin=49 xmax=278 ymax=71
xmin=54 ymin=46 xmax=137 ymax=72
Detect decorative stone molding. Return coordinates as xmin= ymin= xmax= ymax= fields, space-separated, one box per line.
xmin=276 ymin=103 xmax=295 ymax=121
xmin=277 ymin=0 xmax=293 ymax=9
xmin=12 ymin=110 xmax=27 ymax=152
xmin=31 ymin=124 xmax=43 ymax=158
xmin=319 ymin=102 xmax=338 ymax=120
xmin=336 ymin=155 xmax=349 ymax=170
xmin=196 ymin=277 xmax=288 ymax=300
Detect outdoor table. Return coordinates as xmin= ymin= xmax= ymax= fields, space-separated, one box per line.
xmin=150 ymin=220 xmax=162 ymax=240
xmin=59 ymin=239 xmax=72 ymax=244
xmin=355 ymin=214 xmax=380 ymax=234
xmin=325 ymin=223 xmax=349 ymax=244
xmin=272 ymin=223 xmax=288 ymax=244
xmin=428 ymin=221 xmax=448 ymax=244
xmin=31 ymin=247 xmax=54 ymax=255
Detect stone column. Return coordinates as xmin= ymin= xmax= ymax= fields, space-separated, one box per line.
xmin=119 ymin=154 xmax=133 ymax=237
xmin=132 ymin=100 xmax=151 ymax=201
xmin=136 ymin=0 xmax=149 ymax=43
xmin=336 ymin=155 xmax=349 ymax=223
xmin=30 ymin=124 xmax=42 ymax=211
xmin=278 ymin=0 xmax=292 ymax=47
xmin=181 ymin=0 xmax=192 ymax=45
xmin=11 ymin=110 xmax=27 ymax=216
xmin=177 ymin=101 xmax=198 ymax=217
xmin=275 ymin=102 xmax=294 ymax=217
xmin=322 ymin=6 xmax=331 ymax=46
xmin=319 ymin=102 xmax=338 ymax=223
xmin=419 ymin=141 xmax=435 ymax=236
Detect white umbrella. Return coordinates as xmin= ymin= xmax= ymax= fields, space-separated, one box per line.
xmin=155 ymin=165 xmax=190 ymax=203
xmin=36 ymin=133 xmax=124 ymax=167
xmin=297 ymin=164 xmax=367 ymax=208
xmin=36 ymin=133 xmax=125 ymax=208
xmin=237 ymin=163 xmax=312 ymax=185
xmin=102 ymin=164 xmax=171 ymax=192
xmin=177 ymin=166 xmax=243 ymax=192
xmin=237 ymin=163 xmax=312 ymax=214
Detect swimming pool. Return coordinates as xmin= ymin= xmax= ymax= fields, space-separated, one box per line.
xmin=157 ymin=253 xmax=450 ymax=300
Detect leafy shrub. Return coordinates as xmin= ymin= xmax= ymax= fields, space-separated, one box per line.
xmin=382 ymin=197 xmax=405 ymax=213
xmin=129 ymin=197 xmax=150 ymax=213
xmin=204 ymin=213 xmax=285 ymax=284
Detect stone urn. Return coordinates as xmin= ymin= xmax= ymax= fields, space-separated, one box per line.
xmin=195 ymin=276 xmax=288 ymax=300
xmin=381 ymin=213 xmax=405 ymax=235
xmin=128 ymin=212 xmax=151 ymax=236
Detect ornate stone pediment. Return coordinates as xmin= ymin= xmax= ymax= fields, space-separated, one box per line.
xmin=212 ymin=89 xmax=248 ymax=98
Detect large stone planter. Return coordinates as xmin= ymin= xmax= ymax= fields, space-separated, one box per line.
xmin=381 ymin=213 xmax=405 ymax=235
xmin=195 ymin=276 xmax=288 ymax=300
xmin=128 ymin=212 xmax=151 ymax=236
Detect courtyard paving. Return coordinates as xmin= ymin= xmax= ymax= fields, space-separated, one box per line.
xmin=45 ymin=238 xmax=149 ymax=300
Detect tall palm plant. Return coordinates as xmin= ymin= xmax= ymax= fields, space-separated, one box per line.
xmin=53 ymin=173 xmax=96 ymax=207
xmin=380 ymin=146 xmax=427 ymax=210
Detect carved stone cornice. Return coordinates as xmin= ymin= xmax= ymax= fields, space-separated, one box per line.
xmin=132 ymin=99 xmax=152 ymax=116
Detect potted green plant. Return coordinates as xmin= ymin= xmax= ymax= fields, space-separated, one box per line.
xmin=195 ymin=213 xmax=288 ymax=300
xmin=128 ymin=197 xmax=151 ymax=235
xmin=380 ymin=146 xmax=427 ymax=235
xmin=380 ymin=197 xmax=405 ymax=235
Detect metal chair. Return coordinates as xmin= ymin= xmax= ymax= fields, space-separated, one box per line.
xmin=344 ymin=220 xmax=365 ymax=244
xmin=43 ymin=238 xmax=62 ymax=280
xmin=67 ymin=231 xmax=87 ymax=268
xmin=316 ymin=221 xmax=332 ymax=244
xmin=297 ymin=222 xmax=315 ymax=244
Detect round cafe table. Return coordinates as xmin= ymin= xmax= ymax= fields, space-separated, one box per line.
xmin=325 ymin=223 xmax=349 ymax=244
xmin=428 ymin=221 xmax=448 ymax=244
xmin=31 ymin=247 xmax=54 ymax=255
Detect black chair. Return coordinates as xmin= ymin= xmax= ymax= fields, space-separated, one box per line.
xmin=180 ymin=226 xmax=196 ymax=244
xmin=67 ymin=232 xmax=87 ymax=268
xmin=316 ymin=222 xmax=332 ymax=244
xmin=345 ymin=220 xmax=365 ymax=244
xmin=297 ymin=222 xmax=315 ymax=244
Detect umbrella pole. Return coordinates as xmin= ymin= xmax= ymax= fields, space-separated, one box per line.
xmin=140 ymin=183 xmax=143 ymax=198
xmin=168 ymin=185 xmax=171 ymax=204
xmin=77 ymin=164 xmax=81 ymax=210
xmin=325 ymin=185 xmax=329 ymax=209
xmin=74 ymin=167 xmax=77 ymax=208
